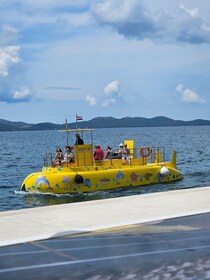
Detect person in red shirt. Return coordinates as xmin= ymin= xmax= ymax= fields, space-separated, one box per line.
xmin=93 ymin=144 xmax=104 ymax=160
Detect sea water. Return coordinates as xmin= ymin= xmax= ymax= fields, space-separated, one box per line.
xmin=0 ymin=126 xmax=210 ymax=212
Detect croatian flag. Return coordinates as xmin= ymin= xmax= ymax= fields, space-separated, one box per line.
xmin=76 ymin=115 xmax=83 ymax=121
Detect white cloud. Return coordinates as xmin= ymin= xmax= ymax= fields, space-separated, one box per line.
xmin=0 ymin=25 xmax=20 ymax=77
xmin=0 ymin=46 xmax=20 ymax=76
xmin=0 ymin=24 xmax=33 ymax=103
xmin=84 ymin=81 xmax=122 ymax=107
xmin=92 ymin=0 xmax=210 ymax=44
xmin=85 ymin=95 xmax=97 ymax=106
xmin=104 ymin=80 xmax=119 ymax=95
xmin=13 ymin=86 xmax=32 ymax=101
xmin=102 ymin=80 xmax=122 ymax=107
xmin=179 ymin=4 xmax=199 ymax=18
xmin=175 ymin=84 xmax=185 ymax=94
xmin=176 ymin=84 xmax=205 ymax=103
xmin=92 ymin=0 xmax=141 ymax=23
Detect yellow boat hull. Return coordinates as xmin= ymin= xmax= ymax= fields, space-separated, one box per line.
xmin=21 ymin=161 xmax=183 ymax=194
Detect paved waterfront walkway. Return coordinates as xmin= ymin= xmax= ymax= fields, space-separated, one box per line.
xmin=1 ymin=186 xmax=210 ymax=247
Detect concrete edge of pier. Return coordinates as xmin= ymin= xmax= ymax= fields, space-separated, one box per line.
xmin=0 ymin=186 xmax=210 ymax=247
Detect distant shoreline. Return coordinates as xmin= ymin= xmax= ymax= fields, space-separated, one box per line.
xmin=0 ymin=116 xmax=210 ymax=132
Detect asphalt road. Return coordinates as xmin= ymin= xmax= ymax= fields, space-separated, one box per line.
xmin=1 ymin=213 xmax=210 ymax=280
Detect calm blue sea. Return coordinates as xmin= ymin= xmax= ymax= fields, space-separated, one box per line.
xmin=0 ymin=126 xmax=210 ymax=212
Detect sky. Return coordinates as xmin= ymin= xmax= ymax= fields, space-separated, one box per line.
xmin=0 ymin=0 xmax=210 ymax=124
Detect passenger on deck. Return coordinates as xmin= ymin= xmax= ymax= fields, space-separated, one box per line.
xmin=122 ymin=143 xmax=131 ymax=165
xmin=115 ymin=143 xmax=124 ymax=158
xmin=75 ymin=133 xmax=84 ymax=145
xmin=53 ymin=147 xmax=64 ymax=166
xmin=105 ymin=146 xmax=113 ymax=159
xmin=93 ymin=144 xmax=104 ymax=160
xmin=62 ymin=146 xmax=74 ymax=164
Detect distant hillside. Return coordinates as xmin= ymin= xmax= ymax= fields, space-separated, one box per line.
xmin=0 ymin=119 xmax=32 ymax=131
xmin=0 ymin=116 xmax=210 ymax=132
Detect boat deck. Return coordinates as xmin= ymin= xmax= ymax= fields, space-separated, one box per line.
xmin=1 ymin=187 xmax=210 ymax=279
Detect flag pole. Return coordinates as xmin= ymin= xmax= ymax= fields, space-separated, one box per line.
xmin=76 ymin=114 xmax=78 ymax=129
xmin=65 ymin=119 xmax=69 ymax=146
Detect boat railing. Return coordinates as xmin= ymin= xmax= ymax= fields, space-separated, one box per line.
xmin=110 ymin=146 xmax=167 ymax=165
xmin=43 ymin=146 xmax=169 ymax=167
xmin=137 ymin=146 xmax=166 ymax=164
xmin=43 ymin=149 xmax=94 ymax=167
xmin=43 ymin=152 xmax=54 ymax=167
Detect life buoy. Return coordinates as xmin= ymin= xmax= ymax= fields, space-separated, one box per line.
xmin=139 ymin=146 xmax=151 ymax=158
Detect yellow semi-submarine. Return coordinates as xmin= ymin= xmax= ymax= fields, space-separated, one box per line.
xmin=20 ymin=128 xmax=183 ymax=194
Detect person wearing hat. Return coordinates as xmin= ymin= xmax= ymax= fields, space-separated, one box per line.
xmin=93 ymin=144 xmax=104 ymax=160
xmin=115 ymin=143 xmax=124 ymax=158
xmin=75 ymin=133 xmax=84 ymax=145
